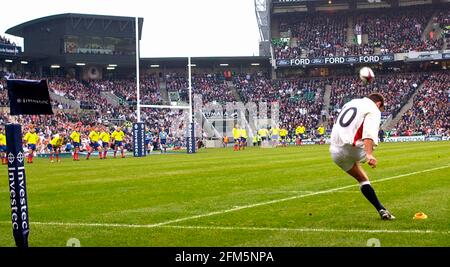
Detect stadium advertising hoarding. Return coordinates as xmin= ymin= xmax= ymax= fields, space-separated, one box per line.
xmin=405 ymin=50 xmax=443 ymax=62
xmin=276 ymin=54 xmax=395 ymax=67
xmin=0 ymin=44 xmax=21 ymax=55
xmin=203 ymin=110 xmax=238 ymax=120
xmin=272 ymin=0 xmax=308 ymax=4
xmin=384 ymin=135 xmax=449 ymax=143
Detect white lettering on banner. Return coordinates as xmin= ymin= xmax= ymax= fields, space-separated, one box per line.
xmin=325 ymin=57 xmax=345 ymax=64
xmin=290 ymin=58 xmax=310 ymax=65
xmin=134 ymin=128 xmax=138 ymax=156
xmin=384 ymin=136 xmax=426 ymax=143
xmin=280 ymin=54 xmax=393 ymax=66
xmin=359 ymin=55 xmax=380 ymax=63
xmin=8 ymin=166 xmax=28 ymax=230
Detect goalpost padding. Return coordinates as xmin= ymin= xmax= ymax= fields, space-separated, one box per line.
xmin=133 ymin=122 xmax=146 ymax=157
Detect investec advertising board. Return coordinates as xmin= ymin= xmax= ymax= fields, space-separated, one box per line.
xmin=276 ymin=54 xmax=395 ymax=67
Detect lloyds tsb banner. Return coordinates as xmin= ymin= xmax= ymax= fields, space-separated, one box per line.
xmin=276 ymin=54 xmax=395 ymax=67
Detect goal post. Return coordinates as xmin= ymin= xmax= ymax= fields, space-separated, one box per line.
xmin=133 ymin=56 xmax=195 ymax=155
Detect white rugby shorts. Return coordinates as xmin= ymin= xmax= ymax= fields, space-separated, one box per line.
xmin=329 ymin=144 xmax=366 ymax=172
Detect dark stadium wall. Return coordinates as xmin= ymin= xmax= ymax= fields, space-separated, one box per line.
xmin=23 ymin=19 xmax=65 ymax=57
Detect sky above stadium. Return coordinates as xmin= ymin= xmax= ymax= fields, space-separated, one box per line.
xmin=0 ymin=0 xmax=261 ymax=57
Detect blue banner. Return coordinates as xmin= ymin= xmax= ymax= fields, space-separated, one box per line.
xmin=186 ymin=122 xmax=196 ymax=154
xmin=133 ymin=122 xmax=146 ymax=157
xmin=6 ymin=123 xmax=29 ymax=247
xmin=0 ymin=44 xmax=21 ymax=55
xmin=276 ymin=54 xmax=395 ymax=67
xmin=442 ymin=53 xmax=450 ymax=59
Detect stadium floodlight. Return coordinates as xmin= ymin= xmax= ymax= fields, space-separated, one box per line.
xmin=5 ymin=59 xmax=13 ymax=63
xmin=108 ymin=64 xmax=118 ymax=67
xmin=251 ymin=63 xmax=260 ymax=66
xmin=50 ymin=64 xmax=60 ymax=69
xmin=220 ymin=63 xmax=229 ymax=66
xmin=76 ymin=63 xmax=86 ymax=66
xmin=106 ymin=67 xmax=115 ymax=70
xmin=190 ymin=64 xmax=196 ymax=67
xmin=20 ymin=61 xmax=28 ymax=64
xmin=150 ymin=64 xmax=160 ymax=68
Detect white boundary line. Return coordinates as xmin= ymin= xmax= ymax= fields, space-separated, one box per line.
xmin=161 ymin=225 xmax=450 ymax=235
xmin=1 ymin=221 xmax=448 ymax=235
xmin=1 ymin=165 xmax=448 ymax=232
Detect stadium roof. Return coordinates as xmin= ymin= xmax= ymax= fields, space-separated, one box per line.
xmin=6 ymin=13 xmax=143 ymax=38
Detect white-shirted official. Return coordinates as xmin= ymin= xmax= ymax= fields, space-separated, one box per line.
xmin=330 ymin=93 xmax=395 ymax=220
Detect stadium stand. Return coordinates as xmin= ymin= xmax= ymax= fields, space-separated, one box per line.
xmin=274 ymin=12 xmax=348 ymax=58
xmin=394 ymin=72 xmax=449 ymax=136
xmin=234 ymin=74 xmax=326 ymax=133
xmin=328 ymin=73 xmax=425 ymax=128
xmin=1 ymin=68 xmax=448 ymax=143
xmin=273 ymin=5 xmax=446 ymax=60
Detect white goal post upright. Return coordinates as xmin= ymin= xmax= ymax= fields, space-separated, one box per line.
xmin=135 ymin=16 xmax=141 ymax=123
xmin=188 ymin=56 xmax=193 ymax=124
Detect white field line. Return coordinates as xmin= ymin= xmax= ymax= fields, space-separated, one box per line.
xmin=0 ymin=221 xmax=448 ymax=235
xmin=1 ymin=165 xmax=448 ymax=231
xmin=161 ymin=225 xmax=450 ymax=235
xmin=128 ymin=165 xmax=449 ymax=228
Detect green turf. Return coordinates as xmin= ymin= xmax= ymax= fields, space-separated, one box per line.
xmin=0 ymin=141 xmax=449 ymax=247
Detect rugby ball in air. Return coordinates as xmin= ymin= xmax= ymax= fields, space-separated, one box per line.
xmin=359 ymin=67 xmax=375 ymax=84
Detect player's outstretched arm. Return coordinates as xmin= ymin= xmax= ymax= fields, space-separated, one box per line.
xmin=363 ymin=138 xmax=377 ymax=168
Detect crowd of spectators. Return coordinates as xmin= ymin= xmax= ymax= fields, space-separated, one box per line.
xmin=328 ymin=73 xmax=425 ymax=128
xmin=273 ymin=5 xmax=446 ymax=60
xmin=87 ymin=76 xmax=163 ymax=105
xmin=165 ymin=73 xmax=189 ymax=100
xmin=394 ymin=72 xmax=449 ymax=136
xmin=274 ymin=13 xmax=347 ymax=59
xmin=165 ymin=72 xmax=237 ymax=104
xmin=234 ymin=74 xmax=326 ymax=132
xmin=355 ymin=7 xmax=437 ymax=53
xmin=434 ymin=10 xmax=450 ymax=44
xmin=193 ymin=74 xmax=236 ymax=104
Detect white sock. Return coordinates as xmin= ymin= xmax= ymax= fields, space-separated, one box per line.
xmin=359 ymin=180 xmax=371 ymax=188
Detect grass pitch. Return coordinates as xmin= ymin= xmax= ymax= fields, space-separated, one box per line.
xmin=0 ymin=141 xmax=449 ymax=247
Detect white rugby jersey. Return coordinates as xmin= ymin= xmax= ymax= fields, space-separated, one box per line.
xmin=330 ymin=97 xmax=381 ymax=148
